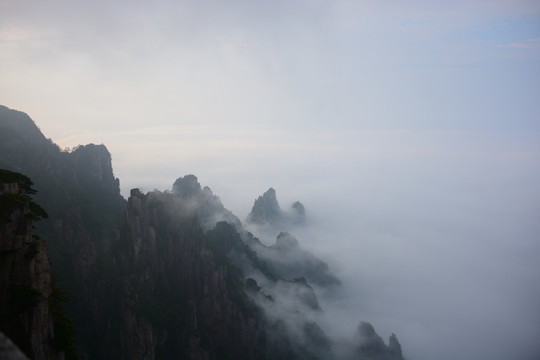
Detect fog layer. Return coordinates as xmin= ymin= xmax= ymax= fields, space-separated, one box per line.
xmin=1 ymin=1 xmax=538 ymax=358
xmin=56 ymin=128 xmax=540 ymax=360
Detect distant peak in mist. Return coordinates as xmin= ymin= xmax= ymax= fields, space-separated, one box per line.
xmin=249 ymin=231 xmax=341 ymax=287
xmin=246 ymin=188 xmax=306 ymax=228
xmin=355 ymin=322 xmax=405 ymax=360
xmin=170 ymin=174 xmax=242 ymax=231
xmin=275 ymin=232 xmax=300 ymax=250
xmin=247 ymin=187 xmax=281 ymax=225
xmin=292 ymin=201 xmax=305 ymax=217
xmin=172 ymin=174 xmax=201 ymax=198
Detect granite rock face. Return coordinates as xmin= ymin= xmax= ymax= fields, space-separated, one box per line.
xmin=1 ymin=105 xmax=125 ymax=358
xmin=247 ymin=188 xmax=282 ymax=226
xmin=172 ymin=174 xmax=242 ymax=231
xmin=0 ymin=105 xmax=408 ymax=360
xmin=112 ymin=188 xmax=266 ymax=360
xmin=0 ymin=175 xmax=62 ymax=360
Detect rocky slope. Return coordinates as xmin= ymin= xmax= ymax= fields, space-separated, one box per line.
xmin=248 ymin=231 xmax=340 ymax=287
xmin=112 ymin=188 xmax=266 ymax=359
xmin=0 ymin=105 xmax=125 ymax=358
xmin=0 ymin=170 xmax=75 ymax=359
xmin=0 ymin=105 xmax=406 ymax=360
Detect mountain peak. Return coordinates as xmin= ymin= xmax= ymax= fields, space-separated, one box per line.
xmin=172 ymin=174 xmax=202 ymax=198
xmin=246 ymin=187 xmax=282 ymax=225
xmin=246 ymin=188 xmax=307 ymax=228
xmin=355 ymin=322 xmax=405 ymax=360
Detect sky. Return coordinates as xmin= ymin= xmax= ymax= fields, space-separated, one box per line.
xmin=1 ymin=1 xmax=540 ymax=359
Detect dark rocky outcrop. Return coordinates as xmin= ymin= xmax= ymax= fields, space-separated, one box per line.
xmin=354 ymin=322 xmax=405 ymax=360
xmin=103 ymin=184 xmax=332 ymax=360
xmin=172 ymin=174 xmax=201 ymax=198
xmin=291 ymin=201 xmax=306 ymax=224
xmin=249 ymin=231 xmax=340 ymax=287
xmin=245 ymin=191 xmax=339 ymax=286
xmin=388 ymin=333 xmax=404 ymax=359
xmin=247 ymin=188 xmax=282 ymax=225
xmin=112 ymin=188 xmax=266 ymax=360
xmin=0 ymin=106 xmax=125 ymax=358
xmin=0 ymin=170 xmax=74 ymax=359
xmin=246 ymin=188 xmax=305 ymax=228
xmin=275 ymin=231 xmax=300 ymax=249
xmin=172 ymin=174 xmax=242 ymax=231
xmin=0 ymin=105 xmax=406 ymax=360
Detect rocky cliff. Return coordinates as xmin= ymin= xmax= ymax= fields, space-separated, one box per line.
xmin=0 ymin=105 xmax=125 ymax=358
xmin=106 ymin=177 xmax=337 ymax=359
xmin=0 ymin=170 xmax=74 ymax=359
xmin=111 ymin=188 xmax=266 ymax=359
xmin=0 ymin=105 xmax=406 ymax=360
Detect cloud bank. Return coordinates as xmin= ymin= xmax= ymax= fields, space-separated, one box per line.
xmin=94 ymin=127 xmax=540 ymax=360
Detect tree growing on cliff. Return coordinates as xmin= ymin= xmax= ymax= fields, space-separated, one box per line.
xmin=0 ymin=169 xmax=78 ymax=359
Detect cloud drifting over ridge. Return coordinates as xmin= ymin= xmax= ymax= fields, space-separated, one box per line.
xmin=226 ymin=130 xmax=540 ymax=360
xmin=53 ymin=125 xmax=540 ymax=360
xmin=1 ymin=0 xmax=539 ymax=359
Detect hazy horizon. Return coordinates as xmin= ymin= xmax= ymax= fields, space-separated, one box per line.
xmin=1 ymin=1 xmax=539 ymax=359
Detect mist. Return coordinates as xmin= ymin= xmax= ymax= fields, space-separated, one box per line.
xmin=56 ymin=127 xmax=539 ymax=360
xmin=2 ymin=0 xmax=540 ymax=358
xmin=251 ymin=131 xmax=540 ymax=360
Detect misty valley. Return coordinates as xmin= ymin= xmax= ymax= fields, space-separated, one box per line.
xmin=0 ymin=105 xmax=406 ymax=359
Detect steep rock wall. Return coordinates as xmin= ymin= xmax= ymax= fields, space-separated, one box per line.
xmin=0 ymin=181 xmax=60 ymax=359
xmin=110 ymin=189 xmax=266 ymax=360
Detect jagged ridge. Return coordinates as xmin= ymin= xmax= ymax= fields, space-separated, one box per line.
xmin=0 ymin=105 xmax=405 ymax=360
